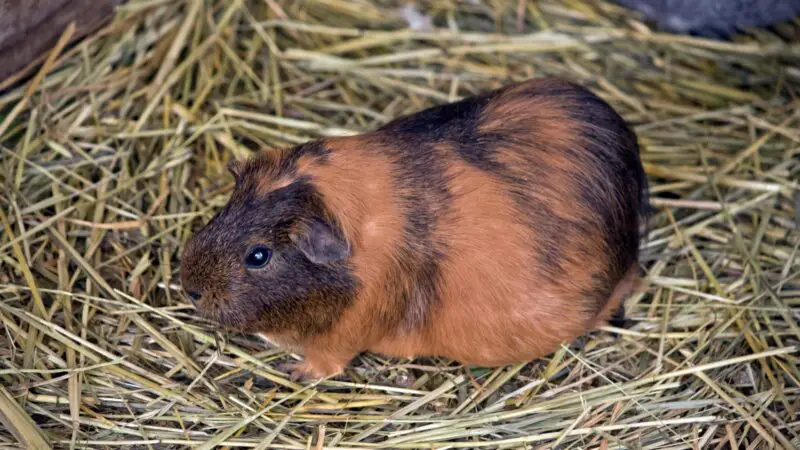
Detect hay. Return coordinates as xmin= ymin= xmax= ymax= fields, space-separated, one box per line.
xmin=1 ymin=0 xmax=798 ymax=448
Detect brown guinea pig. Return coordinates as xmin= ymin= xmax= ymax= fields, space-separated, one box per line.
xmin=179 ymin=77 xmax=647 ymax=380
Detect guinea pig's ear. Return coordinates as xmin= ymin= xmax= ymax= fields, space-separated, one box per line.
xmin=291 ymin=218 xmax=350 ymax=265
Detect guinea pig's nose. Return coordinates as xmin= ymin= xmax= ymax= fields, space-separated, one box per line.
xmin=186 ymin=290 xmax=202 ymax=305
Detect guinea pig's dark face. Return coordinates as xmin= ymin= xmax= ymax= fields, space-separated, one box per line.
xmin=179 ymin=158 xmax=357 ymax=336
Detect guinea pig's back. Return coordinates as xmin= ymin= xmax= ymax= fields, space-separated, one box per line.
xmin=372 ymin=78 xmax=645 ymax=365
xmin=479 ymin=78 xmax=645 ymax=289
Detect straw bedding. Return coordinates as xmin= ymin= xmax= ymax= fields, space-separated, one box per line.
xmin=0 ymin=1 xmax=798 ymax=448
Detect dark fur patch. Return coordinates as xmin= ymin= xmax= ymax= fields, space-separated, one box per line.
xmin=371 ymin=100 xmax=496 ymax=329
xmin=567 ymin=88 xmax=645 ymax=307
xmin=380 ymin=90 xmax=505 ymax=173
xmin=376 ymin=141 xmax=449 ymax=329
xmin=379 ymin=93 xmax=492 ymax=142
xmin=180 ymin=170 xmax=357 ymax=337
xmin=281 ymin=141 xmax=330 ymax=174
xmin=237 ymin=141 xmax=330 ymax=187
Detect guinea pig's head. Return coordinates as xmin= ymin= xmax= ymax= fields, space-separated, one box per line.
xmin=179 ymin=149 xmax=357 ymax=336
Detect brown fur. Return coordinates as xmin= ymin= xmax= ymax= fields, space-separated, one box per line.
xmin=180 ymin=77 xmax=648 ymax=379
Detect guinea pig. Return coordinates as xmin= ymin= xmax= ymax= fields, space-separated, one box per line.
xmin=179 ymin=77 xmax=648 ymax=380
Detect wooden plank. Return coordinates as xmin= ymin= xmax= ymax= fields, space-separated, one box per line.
xmin=0 ymin=0 xmax=123 ymax=82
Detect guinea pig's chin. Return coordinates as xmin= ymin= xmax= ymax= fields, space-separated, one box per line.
xmin=198 ymin=301 xmax=260 ymax=332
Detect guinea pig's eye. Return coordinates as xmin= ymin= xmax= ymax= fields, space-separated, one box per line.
xmin=244 ymin=244 xmax=272 ymax=269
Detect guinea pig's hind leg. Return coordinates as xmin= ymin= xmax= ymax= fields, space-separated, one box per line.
xmin=608 ymin=304 xmax=625 ymax=328
xmin=608 ymin=304 xmax=633 ymax=329
xmin=592 ymin=264 xmax=639 ymax=331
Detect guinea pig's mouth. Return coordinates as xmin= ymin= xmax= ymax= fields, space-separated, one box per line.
xmin=193 ymin=298 xmax=261 ymax=332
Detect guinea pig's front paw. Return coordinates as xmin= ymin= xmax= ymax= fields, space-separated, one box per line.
xmin=280 ymin=359 xmax=344 ymax=381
